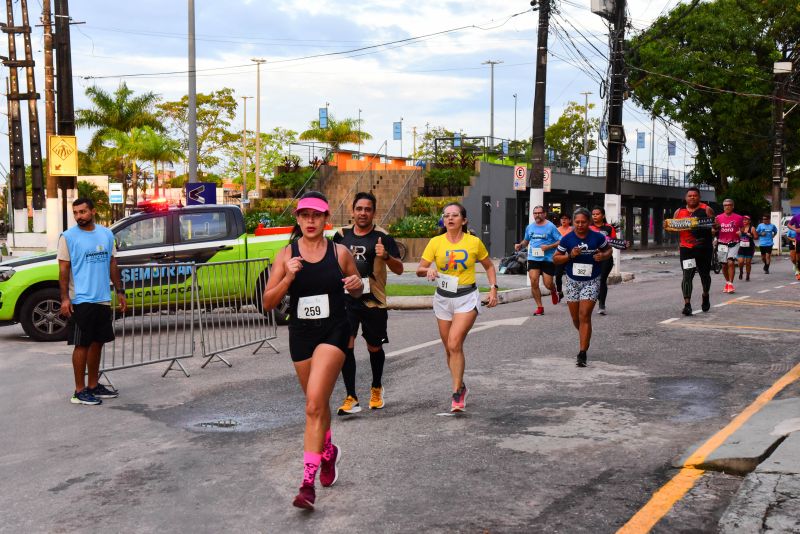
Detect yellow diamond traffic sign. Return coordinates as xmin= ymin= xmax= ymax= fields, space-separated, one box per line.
xmin=48 ymin=135 xmax=79 ymax=176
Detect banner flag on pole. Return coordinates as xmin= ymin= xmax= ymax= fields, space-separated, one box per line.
xmin=319 ymin=108 xmax=328 ymax=129
xmin=454 ymin=133 xmax=461 ymax=148
xmin=579 ymin=155 xmax=587 ymax=169
xmin=668 ymin=140 xmax=676 ymax=156
xmin=393 ymin=122 xmax=402 ymax=141
xmin=637 ymin=164 xmax=644 ymax=177
xmin=637 ymin=131 xmax=645 ymax=149
xmin=599 ymin=122 xmax=608 ymax=141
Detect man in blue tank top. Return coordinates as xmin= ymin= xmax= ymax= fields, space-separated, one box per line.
xmin=57 ymin=198 xmax=127 ymax=405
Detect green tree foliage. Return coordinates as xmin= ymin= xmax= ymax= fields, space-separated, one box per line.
xmin=627 ymin=0 xmax=800 ymax=209
xmin=102 ymin=128 xmax=151 ymax=206
xmin=77 ymin=180 xmax=110 ymax=223
xmin=298 ymin=115 xmax=371 ymax=151
xmin=138 ymin=126 xmax=183 ymax=195
xmin=222 ymin=127 xmax=298 ymax=192
xmin=157 ymin=88 xmax=238 ymax=173
xmin=75 ymin=83 xmax=162 ymax=151
xmin=544 ymin=101 xmax=598 ymax=169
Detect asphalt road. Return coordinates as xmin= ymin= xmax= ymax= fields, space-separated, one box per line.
xmin=1 ymin=254 xmax=799 ymax=533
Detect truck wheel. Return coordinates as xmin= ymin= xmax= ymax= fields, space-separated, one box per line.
xmin=19 ymin=287 xmax=70 ymax=341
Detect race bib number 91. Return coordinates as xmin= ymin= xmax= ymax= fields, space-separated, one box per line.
xmin=297 ymin=294 xmax=330 ymax=319
xmin=436 ymin=273 xmax=459 ymax=293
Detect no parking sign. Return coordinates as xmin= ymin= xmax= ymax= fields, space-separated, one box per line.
xmin=513 ymin=165 xmax=527 ymax=191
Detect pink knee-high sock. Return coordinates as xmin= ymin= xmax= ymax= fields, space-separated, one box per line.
xmin=322 ymin=429 xmax=334 ymax=461
xmin=302 ymin=452 xmax=322 ymax=486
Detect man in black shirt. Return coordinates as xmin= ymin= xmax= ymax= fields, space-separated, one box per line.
xmin=333 ymin=192 xmax=403 ymax=414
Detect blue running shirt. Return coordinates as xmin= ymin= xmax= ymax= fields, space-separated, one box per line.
xmin=756 ymin=223 xmax=777 ymax=247
xmin=557 ymin=230 xmax=610 ymax=281
xmin=57 ymin=225 xmax=116 ymax=304
xmin=523 ymin=220 xmax=562 ymax=262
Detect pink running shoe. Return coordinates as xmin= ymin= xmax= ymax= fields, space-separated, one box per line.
xmin=319 ymin=444 xmax=340 ymax=488
xmin=450 ymin=383 xmax=468 ymax=412
xmin=293 ymin=484 xmax=316 ymax=510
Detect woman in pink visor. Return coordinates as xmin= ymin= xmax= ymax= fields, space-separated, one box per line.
xmin=262 ymin=190 xmax=363 ymax=510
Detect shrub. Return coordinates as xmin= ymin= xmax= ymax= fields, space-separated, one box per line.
xmin=387 ymin=215 xmax=440 ymax=238
xmin=270 ymin=167 xmax=316 ymax=195
xmin=408 ymin=196 xmax=462 ymax=216
xmin=244 ymin=210 xmax=296 ymax=233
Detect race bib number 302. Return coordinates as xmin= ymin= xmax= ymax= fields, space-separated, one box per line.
xmin=571 ymin=263 xmax=591 ymax=277
xmin=297 ymin=294 xmax=330 ymax=319
xmin=436 ymin=273 xmax=459 ymax=293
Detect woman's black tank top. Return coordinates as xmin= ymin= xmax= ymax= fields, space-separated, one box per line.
xmin=288 ymin=239 xmax=346 ymax=325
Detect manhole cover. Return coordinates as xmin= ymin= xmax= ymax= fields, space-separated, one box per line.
xmin=197 ymin=419 xmax=239 ymax=429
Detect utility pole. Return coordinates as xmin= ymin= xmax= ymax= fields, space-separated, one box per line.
xmin=594 ymin=0 xmax=626 ymax=271
xmin=19 ymin=0 xmax=44 ymax=231
xmin=241 ymin=95 xmax=251 ymax=211
xmin=483 ymin=59 xmax=502 ymax=150
xmin=529 ymin=0 xmax=550 ymax=222
xmin=187 ymin=0 xmax=197 ymax=183
xmin=251 ymin=58 xmax=265 ymax=198
xmin=412 ymin=125 xmax=417 ymax=159
xmin=42 ymin=0 xmax=58 ymax=247
xmin=54 ymin=0 xmax=75 ymax=231
xmin=771 ymin=58 xmax=794 ymax=252
xmin=580 ymin=90 xmax=592 ymax=175
xmin=3 ymin=0 xmax=27 ymax=232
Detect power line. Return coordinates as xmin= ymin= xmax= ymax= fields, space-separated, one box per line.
xmin=77 ymin=9 xmax=533 ymax=80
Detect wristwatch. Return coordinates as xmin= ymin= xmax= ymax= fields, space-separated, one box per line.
xmin=490 ymin=284 xmax=499 ymax=289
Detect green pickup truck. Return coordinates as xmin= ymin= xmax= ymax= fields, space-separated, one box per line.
xmin=0 ymin=204 xmax=294 ymax=341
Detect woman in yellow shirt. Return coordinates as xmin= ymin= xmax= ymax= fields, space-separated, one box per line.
xmin=416 ymin=202 xmax=498 ymax=412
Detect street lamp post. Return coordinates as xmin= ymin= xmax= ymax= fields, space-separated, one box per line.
xmin=483 ymin=60 xmax=503 ymax=149
xmin=251 ymin=58 xmax=266 ymax=199
xmin=358 ymin=108 xmax=362 ymax=155
xmin=241 ymin=96 xmax=252 ymax=211
xmin=187 ymin=0 xmax=198 ymax=183
xmin=580 ymin=91 xmax=592 ymax=175
xmin=513 ymin=93 xmax=517 ymax=145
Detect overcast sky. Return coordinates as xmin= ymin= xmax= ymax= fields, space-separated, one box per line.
xmin=1 ymin=0 xmax=696 ymax=179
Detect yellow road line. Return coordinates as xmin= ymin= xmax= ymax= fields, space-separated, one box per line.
xmin=730 ymin=301 xmax=800 ymax=308
xmin=617 ymin=360 xmax=800 ymax=533
xmin=667 ymin=323 xmax=800 ymax=334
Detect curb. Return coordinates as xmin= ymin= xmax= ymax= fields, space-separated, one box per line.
xmin=387 ymin=273 xmax=636 ymax=310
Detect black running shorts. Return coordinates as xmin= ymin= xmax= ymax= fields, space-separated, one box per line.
xmin=346 ymin=303 xmax=389 ymax=347
xmin=759 ymin=246 xmax=773 ymax=256
xmin=288 ymin=319 xmax=350 ymax=362
xmin=527 ymin=260 xmax=555 ymax=276
xmin=67 ymin=302 xmax=115 ymax=347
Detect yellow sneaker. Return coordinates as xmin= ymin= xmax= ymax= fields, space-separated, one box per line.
xmin=337 ymin=395 xmax=361 ymax=415
xmin=369 ymin=386 xmax=385 ymax=410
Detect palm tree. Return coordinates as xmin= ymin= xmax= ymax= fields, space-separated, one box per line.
xmin=76 ymin=83 xmax=163 ymax=151
xmin=299 ymin=115 xmax=372 ymax=151
xmin=102 ymin=128 xmax=150 ymax=206
xmin=139 ymin=126 xmax=183 ymax=197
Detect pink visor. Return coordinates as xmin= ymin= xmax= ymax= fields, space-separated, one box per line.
xmin=293 ymin=197 xmax=329 ymax=214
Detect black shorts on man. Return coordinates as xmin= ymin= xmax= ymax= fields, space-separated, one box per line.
xmin=527 ymin=260 xmax=555 ymax=276
xmin=346 ymin=300 xmax=389 ymax=347
xmin=68 ymin=302 xmax=115 ymax=347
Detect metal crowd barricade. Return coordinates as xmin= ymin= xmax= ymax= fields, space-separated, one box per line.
xmin=193 ymin=257 xmax=279 ymax=368
xmin=100 ymin=262 xmax=197 ymax=381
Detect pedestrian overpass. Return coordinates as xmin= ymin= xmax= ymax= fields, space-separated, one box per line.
xmin=462 ymin=157 xmax=715 ymax=258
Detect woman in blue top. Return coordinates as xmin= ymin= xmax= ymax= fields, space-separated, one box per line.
xmin=553 ymin=208 xmax=612 ymax=367
xmin=756 ymin=215 xmax=777 ymax=274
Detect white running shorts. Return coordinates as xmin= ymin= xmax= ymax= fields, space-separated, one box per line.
xmin=432 ymin=290 xmax=482 ymax=321
xmin=719 ymin=242 xmax=740 ymax=262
